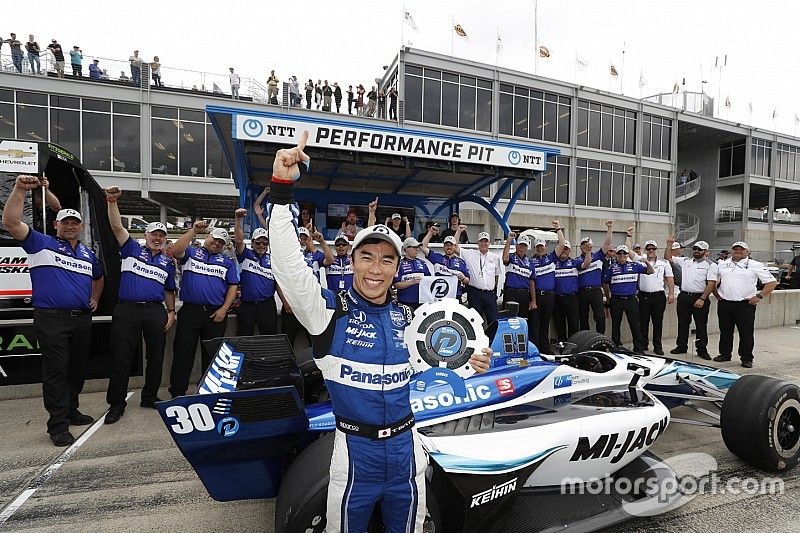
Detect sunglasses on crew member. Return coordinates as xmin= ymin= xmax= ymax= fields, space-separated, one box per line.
xmin=645 ymin=246 xmax=656 ymax=251
xmin=616 ymin=251 xmax=628 ymax=255
xmin=692 ymin=246 xmax=704 ymax=251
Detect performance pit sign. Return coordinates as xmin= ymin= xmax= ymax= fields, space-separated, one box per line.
xmin=233 ymin=115 xmax=546 ymax=171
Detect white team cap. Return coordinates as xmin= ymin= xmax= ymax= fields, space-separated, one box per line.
xmin=352 ymin=224 xmax=403 ymax=257
xmin=644 ymin=239 xmax=658 ymax=248
xmin=297 ymin=227 xmax=310 ymax=237
xmin=517 ymin=236 xmax=531 ymax=247
xmin=210 ymin=228 xmax=230 ymax=243
xmin=443 ymin=235 xmax=457 ymax=245
xmin=562 ymin=240 xmax=571 ymax=249
xmin=731 ymin=241 xmax=749 ymax=249
xmin=534 ymin=238 xmax=546 ymax=247
xmin=616 ymin=244 xmax=629 ymax=253
xmin=145 ymin=222 xmax=167 ymax=234
xmin=391 ymin=213 xmax=401 ymax=220
xmin=671 ymin=242 xmax=683 ymax=250
xmin=580 ymin=237 xmax=593 ymax=245
xmin=402 ymin=237 xmax=420 ymax=249
xmin=334 ymin=233 xmax=350 ymax=244
xmin=56 ymin=208 xmax=82 ymax=222
xmin=251 ymin=227 xmax=268 ymax=241
xmin=477 ymin=231 xmax=490 ymax=241
xmin=694 ymin=241 xmax=709 ymax=250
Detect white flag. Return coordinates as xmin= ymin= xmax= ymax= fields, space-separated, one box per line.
xmin=638 ymin=72 xmax=646 ymax=89
xmin=575 ymin=54 xmax=589 ymax=70
xmin=496 ymin=30 xmax=502 ymax=54
xmin=419 ymin=276 xmax=458 ymax=303
xmin=404 ymin=10 xmax=419 ymax=32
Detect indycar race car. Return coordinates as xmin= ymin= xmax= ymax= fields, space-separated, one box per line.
xmin=157 ymin=300 xmax=800 ymax=532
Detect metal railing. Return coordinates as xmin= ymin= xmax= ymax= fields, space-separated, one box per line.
xmin=675 ymin=176 xmax=701 ymax=201
xmin=674 ymin=212 xmax=700 ymax=245
xmin=643 ymin=91 xmax=714 ymax=117
xmin=717 ymin=207 xmax=742 ymax=223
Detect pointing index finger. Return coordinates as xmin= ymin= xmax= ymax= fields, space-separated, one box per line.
xmin=297 ymin=130 xmax=309 ymax=152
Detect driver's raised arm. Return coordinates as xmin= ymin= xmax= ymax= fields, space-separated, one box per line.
xmin=268 ymin=132 xmax=336 ymax=335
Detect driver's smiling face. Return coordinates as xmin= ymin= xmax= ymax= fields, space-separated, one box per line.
xmin=352 ymin=242 xmax=399 ymax=304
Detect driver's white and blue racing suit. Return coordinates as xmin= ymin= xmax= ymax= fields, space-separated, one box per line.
xmin=269 ymin=180 xmax=427 ymax=533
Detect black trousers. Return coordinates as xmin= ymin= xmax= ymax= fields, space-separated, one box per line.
xmin=578 ymin=286 xmax=606 ymax=334
xmin=676 ymin=292 xmax=710 ymax=355
xmin=610 ymin=296 xmax=645 ymax=351
xmin=169 ymin=303 xmax=228 ymax=397
xmin=282 ymin=309 xmax=310 ymax=347
xmin=638 ymin=291 xmax=667 ymax=351
xmin=71 ymin=63 xmax=81 ymax=76
xmin=503 ymin=287 xmax=531 ymax=318
xmin=553 ymin=293 xmax=579 ymax=341
xmin=34 ymin=309 xmax=92 ymax=435
xmin=107 ymin=302 xmax=167 ymax=407
xmin=467 ymin=286 xmax=499 ymax=326
xmin=236 ymin=298 xmax=278 ymax=336
xmin=717 ymin=299 xmax=757 ymax=362
xmin=390 ymin=102 xmax=397 ymax=120
xmin=530 ymin=292 xmax=555 ymax=354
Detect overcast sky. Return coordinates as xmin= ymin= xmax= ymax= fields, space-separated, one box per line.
xmin=6 ymin=0 xmax=799 ymax=135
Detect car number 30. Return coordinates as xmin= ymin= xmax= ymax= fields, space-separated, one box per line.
xmin=165 ymin=404 xmax=215 ymax=434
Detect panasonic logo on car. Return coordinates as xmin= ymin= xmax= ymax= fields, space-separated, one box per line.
xmin=470 ymin=478 xmax=517 ymax=507
xmin=410 ymin=383 xmax=492 ymax=413
xmin=340 ymin=364 xmax=412 ymax=386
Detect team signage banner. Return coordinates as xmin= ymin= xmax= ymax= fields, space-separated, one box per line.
xmin=419 ymin=276 xmax=458 ymax=303
xmin=233 ymin=115 xmax=546 ymax=171
xmin=0 ymin=140 xmax=39 ymax=174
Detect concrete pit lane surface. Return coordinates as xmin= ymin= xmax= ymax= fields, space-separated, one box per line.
xmin=1 ymin=327 xmax=800 ymax=532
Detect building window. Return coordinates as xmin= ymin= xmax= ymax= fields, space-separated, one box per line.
xmin=576 ymin=158 xmax=635 ymax=209
xmin=527 ymin=155 xmax=569 ymax=204
xmin=152 ymin=114 xmax=178 ymax=175
xmin=403 ymin=65 xmax=492 ymax=132
xmin=499 ymin=85 xmax=571 ymax=143
xmin=0 ymin=101 xmax=13 ymax=139
xmin=206 ymin=122 xmax=231 ymax=178
xmin=641 ymin=168 xmax=670 ymax=213
xmin=751 ymin=138 xmax=771 ymax=177
xmin=113 ymin=115 xmax=140 ymax=173
xmin=82 ymin=112 xmax=111 ymax=171
xmin=777 ymin=143 xmax=800 ymax=182
xmin=50 ymin=108 xmax=80 ymax=156
xmin=642 ymin=113 xmax=672 ymax=161
xmin=577 ymin=101 xmax=636 ymax=155
xmin=16 ymin=103 xmax=48 ymax=142
xmin=719 ymin=139 xmax=746 ymax=177
xmin=179 ymin=109 xmax=205 ymax=177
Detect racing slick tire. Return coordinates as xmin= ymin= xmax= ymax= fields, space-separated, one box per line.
xmin=566 ymin=330 xmax=617 ymax=354
xmin=721 ymin=375 xmax=800 ymax=472
xmin=275 ymin=433 xmax=443 ymax=533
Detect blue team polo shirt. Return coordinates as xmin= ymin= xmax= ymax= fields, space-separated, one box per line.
xmin=554 ymin=256 xmax=584 ymax=295
xmin=21 ymin=228 xmax=102 ymax=309
xmin=426 ymin=250 xmax=470 ymax=298
xmin=118 ymin=238 xmax=176 ymax=302
xmin=578 ymin=250 xmax=606 ymax=289
xmin=532 ymin=251 xmax=557 ymax=292
xmin=504 ymin=253 xmax=535 ymax=290
xmin=303 ymin=249 xmax=326 ymax=281
xmin=326 ymin=255 xmax=354 ymax=293
xmin=393 ymin=257 xmax=431 ymax=304
xmin=179 ymin=245 xmax=239 ymax=306
xmin=236 ymin=248 xmax=276 ymax=302
xmin=603 ymin=261 xmax=648 ymax=296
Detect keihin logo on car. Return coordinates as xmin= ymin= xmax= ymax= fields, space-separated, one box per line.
xmin=471 ymin=477 xmax=517 ymax=507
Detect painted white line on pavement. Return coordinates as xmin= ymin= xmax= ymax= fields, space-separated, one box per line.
xmin=0 ymin=392 xmax=134 ymax=525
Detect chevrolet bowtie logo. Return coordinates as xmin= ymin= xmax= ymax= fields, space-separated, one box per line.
xmin=0 ymin=149 xmax=35 ymax=158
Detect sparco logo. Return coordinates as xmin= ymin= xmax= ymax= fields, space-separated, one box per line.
xmin=570 ymin=416 xmax=668 ymax=464
xmin=471 ymin=478 xmax=517 ymax=507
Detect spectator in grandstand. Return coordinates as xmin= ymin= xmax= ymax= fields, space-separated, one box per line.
xmin=356 ymin=84 xmax=365 ymax=115
xmin=305 ymin=79 xmax=313 ymax=109
xmin=119 ymin=71 xmax=130 ymax=81
xmin=377 ymin=89 xmax=386 ymax=119
xmin=441 ymin=213 xmax=469 ymax=243
xmin=47 ymin=39 xmax=65 ymax=78
xmin=289 ymin=75 xmax=300 ymax=107
xmin=89 ymin=59 xmax=102 ymax=80
xmin=419 ymin=220 xmax=441 ymax=243
xmin=384 ymin=213 xmax=411 ymax=240
xmin=26 ymin=35 xmax=41 ymax=75
xmin=333 ymin=82 xmax=343 ymax=113
xmin=300 ymin=206 xmax=313 ymax=230
xmin=688 ymin=169 xmax=698 ymax=182
xmin=229 ymin=67 xmax=240 ymax=99
xmin=347 ymin=85 xmax=354 ymax=114
xmin=314 ymin=79 xmax=322 ymax=109
xmin=322 ymin=81 xmax=332 ymax=111
xmin=101 ymin=69 xmax=109 ymax=80
xmin=129 ymin=50 xmax=143 ymax=86
xmin=267 ymin=70 xmax=279 ymax=104
xmin=4 ymin=34 xmax=23 ymax=73
xmin=388 ymin=86 xmax=398 ymax=120
xmin=678 ymin=169 xmax=688 ymax=185
xmin=150 ymin=56 xmax=162 ymax=87
xmin=366 ymin=86 xmax=378 ymax=117
xmin=69 ymin=46 xmax=83 ymax=77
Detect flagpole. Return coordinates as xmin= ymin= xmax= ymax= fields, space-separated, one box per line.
xmin=620 ymin=41 xmax=626 ymax=95
xmin=451 ymin=15 xmax=454 ymax=57
xmin=534 ymin=0 xmax=539 ymax=75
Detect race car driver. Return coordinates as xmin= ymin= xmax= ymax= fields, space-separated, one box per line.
xmin=268 ymin=131 xmax=491 ymax=533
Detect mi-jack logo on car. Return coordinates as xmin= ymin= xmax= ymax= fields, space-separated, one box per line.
xmin=570 ymin=416 xmax=668 ymax=464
